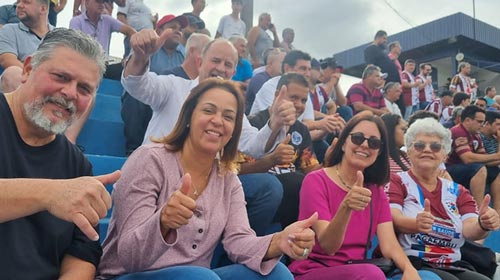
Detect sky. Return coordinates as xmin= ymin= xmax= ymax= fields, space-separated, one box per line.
xmin=7 ymin=0 xmax=500 ymax=60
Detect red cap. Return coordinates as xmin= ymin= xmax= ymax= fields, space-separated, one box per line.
xmin=156 ymin=14 xmax=188 ymax=29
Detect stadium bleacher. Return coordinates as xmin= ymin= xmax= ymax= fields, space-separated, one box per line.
xmin=78 ymin=78 xmax=500 ymax=264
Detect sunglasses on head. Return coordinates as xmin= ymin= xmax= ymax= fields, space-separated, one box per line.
xmin=412 ymin=141 xmax=442 ymax=153
xmin=349 ymin=132 xmax=382 ymax=150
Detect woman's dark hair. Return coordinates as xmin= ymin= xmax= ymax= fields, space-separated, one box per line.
xmin=381 ymin=113 xmax=408 ymax=171
xmin=156 ymin=78 xmax=244 ymax=172
xmin=325 ymin=114 xmax=390 ymax=185
xmin=408 ymin=110 xmax=438 ymax=127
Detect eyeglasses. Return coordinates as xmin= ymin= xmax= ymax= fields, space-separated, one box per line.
xmin=349 ymin=132 xmax=382 ymax=150
xmin=474 ymin=118 xmax=486 ymax=125
xmin=412 ymin=141 xmax=443 ymax=153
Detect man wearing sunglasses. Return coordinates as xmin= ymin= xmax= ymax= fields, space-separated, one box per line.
xmin=446 ymin=105 xmax=500 ymax=214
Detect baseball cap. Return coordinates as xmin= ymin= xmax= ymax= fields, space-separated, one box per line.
xmin=156 ymin=14 xmax=188 ymax=29
xmin=184 ymin=14 xmax=205 ymax=30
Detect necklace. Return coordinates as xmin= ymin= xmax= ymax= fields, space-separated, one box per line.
xmin=335 ymin=165 xmax=352 ymax=190
xmin=180 ymin=160 xmax=213 ymax=198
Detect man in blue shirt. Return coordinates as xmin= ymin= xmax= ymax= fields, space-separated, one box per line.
xmin=229 ymin=35 xmax=252 ymax=84
xmin=0 ymin=2 xmax=18 ymax=28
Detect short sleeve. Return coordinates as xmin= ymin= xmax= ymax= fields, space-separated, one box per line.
xmin=0 ymin=24 xmax=18 ymax=56
xmin=387 ymin=173 xmax=406 ymax=211
xmin=65 ymin=228 xmax=103 ymax=267
xmin=457 ymin=185 xmax=479 ymax=219
xmin=451 ymin=127 xmax=472 ymax=156
xmin=109 ymin=16 xmax=124 ymax=33
xmin=375 ymin=186 xmax=392 ymax=225
xmin=299 ymin=170 xmax=333 ymax=221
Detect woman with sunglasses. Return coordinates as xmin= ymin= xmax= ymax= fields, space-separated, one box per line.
xmin=387 ymin=118 xmax=500 ymax=280
xmin=289 ymin=113 xmax=438 ymax=280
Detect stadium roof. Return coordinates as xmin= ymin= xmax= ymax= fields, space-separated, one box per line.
xmin=334 ymin=12 xmax=500 ymax=77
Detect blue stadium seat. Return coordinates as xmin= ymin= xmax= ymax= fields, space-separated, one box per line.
xmin=77 ymin=86 xmax=126 ymax=157
xmin=98 ymin=78 xmax=124 ymax=97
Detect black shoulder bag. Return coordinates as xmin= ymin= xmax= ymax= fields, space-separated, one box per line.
xmin=307 ymin=200 xmax=397 ymax=276
xmin=345 ymin=200 xmax=397 ymax=276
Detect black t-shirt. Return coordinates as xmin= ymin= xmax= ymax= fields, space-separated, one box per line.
xmin=248 ymin=110 xmax=319 ymax=174
xmin=0 ymin=94 xmax=102 ymax=279
xmin=364 ymin=44 xmax=386 ymax=66
xmin=364 ymin=44 xmax=401 ymax=83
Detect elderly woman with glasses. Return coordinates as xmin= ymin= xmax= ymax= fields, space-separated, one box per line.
xmin=289 ymin=113 xmax=439 ymax=280
xmin=386 ymin=118 xmax=500 ymax=280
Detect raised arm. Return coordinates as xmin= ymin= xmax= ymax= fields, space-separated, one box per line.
xmin=124 ymin=28 xmax=173 ymax=77
xmin=247 ymin=27 xmax=260 ymax=68
xmin=314 ymin=171 xmax=372 ymax=255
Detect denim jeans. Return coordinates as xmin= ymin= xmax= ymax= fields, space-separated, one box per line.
xmin=404 ymin=105 xmax=417 ymax=121
xmin=115 ymin=263 xmax=293 ymax=279
xmin=388 ymin=269 xmax=443 ymax=280
xmin=337 ymin=105 xmax=353 ymax=122
xmin=238 ymin=173 xmax=283 ymax=236
xmin=121 ymin=92 xmax=153 ymax=156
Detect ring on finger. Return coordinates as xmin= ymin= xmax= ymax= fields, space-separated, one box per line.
xmin=302 ymin=247 xmax=310 ymax=257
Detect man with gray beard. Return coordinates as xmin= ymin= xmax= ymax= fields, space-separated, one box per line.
xmin=0 ymin=28 xmax=120 ymax=279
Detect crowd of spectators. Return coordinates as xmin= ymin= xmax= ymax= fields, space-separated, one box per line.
xmin=1 ymin=1 xmax=500 ymax=279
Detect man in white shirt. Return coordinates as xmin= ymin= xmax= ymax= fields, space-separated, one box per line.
xmin=215 ymin=0 xmax=246 ymax=39
xmin=384 ymin=82 xmax=402 ymax=117
xmin=123 ymin=30 xmax=295 ymax=158
xmin=425 ymin=90 xmax=453 ymax=123
xmin=401 ymin=59 xmax=419 ymax=120
xmin=251 ymin=50 xmax=343 ymax=141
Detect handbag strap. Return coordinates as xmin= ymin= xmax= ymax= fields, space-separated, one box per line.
xmin=365 ymin=199 xmax=373 ymax=259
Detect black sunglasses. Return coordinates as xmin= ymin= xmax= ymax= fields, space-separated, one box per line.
xmin=412 ymin=141 xmax=442 ymax=153
xmin=349 ymin=132 xmax=382 ymax=150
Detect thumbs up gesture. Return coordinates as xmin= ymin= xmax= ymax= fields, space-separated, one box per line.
xmin=270 ymin=134 xmax=296 ymax=165
xmin=160 ymin=174 xmax=197 ymax=235
xmin=416 ymin=198 xmax=435 ymax=233
xmin=130 ymin=28 xmax=174 ymax=59
xmin=279 ymin=212 xmax=318 ymax=260
xmin=477 ymin=195 xmax=500 ymax=232
xmin=269 ymin=85 xmax=296 ymax=130
xmin=342 ymin=171 xmax=372 ymax=211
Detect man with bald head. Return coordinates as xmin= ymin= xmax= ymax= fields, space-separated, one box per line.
xmin=163 ymin=33 xmax=211 ymax=80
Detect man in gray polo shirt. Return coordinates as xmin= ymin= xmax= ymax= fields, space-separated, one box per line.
xmin=0 ymin=0 xmax=52 ymax=93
